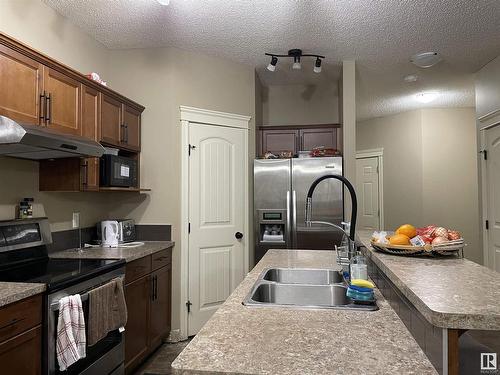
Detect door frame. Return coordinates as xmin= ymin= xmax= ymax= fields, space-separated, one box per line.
xmin=180 ymin=105 xmax=251 ymax=339
xmin=355 ymin=148 xmax=384 ymax=230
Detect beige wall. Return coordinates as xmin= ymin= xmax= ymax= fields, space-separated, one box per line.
xmin=357 ymin=108 xmax=481 ymax=263
xmin=1 ymin=0 xmax=256 ymax=334
xmin=357 ymin=110 xmax=424 ymax=230
xmin=261 ymin=83 xmax=339 ymax=126
xmin=421 ymin=108 xmax=480 ymax=263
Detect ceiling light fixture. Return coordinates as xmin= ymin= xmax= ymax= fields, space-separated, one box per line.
xmin=415 ymin=91 xmax=439 ymax=103
xmin=314 ymin=57 xmax=322 ymax=73
xmin=410 ymin=52 xmax=441 ymax=68
xmin=157 ymin=0 xmax=170 ymax=5
xmin=404 ymin=74 xmax=418 ymax=82
xmin=267 ymin=56 xmax=278 ymax=72
xmin=265 ymin=49 xmax=325 ymax=73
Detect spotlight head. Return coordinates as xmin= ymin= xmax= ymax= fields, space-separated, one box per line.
xmin=267 ymin=56 xmax=278 ymax=72
xmin=313 ymin=57 xmax=322 ymax=73
xmin=292 ymin=56 xmax=301 ymax=70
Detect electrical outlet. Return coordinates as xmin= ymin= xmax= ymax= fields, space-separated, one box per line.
xmin=72 ymin=212 xmax=80 ymax=229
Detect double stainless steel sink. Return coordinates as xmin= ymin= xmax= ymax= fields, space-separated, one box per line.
xmin=243 ymin=268 xmax=378 ymax=311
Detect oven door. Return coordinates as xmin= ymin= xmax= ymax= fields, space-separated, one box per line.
xmin=46 ymin=269 xmax=126 ymax=375
xmin=48 ymin=295 xmax=124 ymax=375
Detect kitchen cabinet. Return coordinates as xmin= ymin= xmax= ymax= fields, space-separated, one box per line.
xmin=100 ymin=94 xmax=122 ymax=147
xmin=81 ymin=85 xmax=100 ymax=191
xmin=0 ymin=44 xmax=43 ymax=125
xmin=261 ymin=128 xmax=299 ymax=155
xmin=258 ymin=124 xmax=341 ymax=156
xmin=43 ymin=66 xmax=81 ymax=135
xmin=124 ymin=248 xmax=172 ymax=374
xmin=122 ymin=105 xmax=141 ymax=151
xmin=299 ymin=127 xmax=339 ymax=151
xmin=124 ymin=275 xmax=150 ymax=370
xmin=0 ymin=294 xmax=42 ymax=374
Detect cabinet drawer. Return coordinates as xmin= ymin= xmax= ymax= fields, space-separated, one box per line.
xmin=125 ymin=256 xmax=151 ymax=284
xmin=151 ymin=249 xmax=172 ymax=271
xmin=0 ymin=294 xmax=42 ymax=343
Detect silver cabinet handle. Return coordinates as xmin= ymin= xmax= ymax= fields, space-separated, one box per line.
xmin=286 ymin=191 xmax=291 ymax=247
xmin=292 ymin=190 xmax=297 ymax=248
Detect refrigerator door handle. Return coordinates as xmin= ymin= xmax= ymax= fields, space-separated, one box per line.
xmin=292 ymin=190 xmax=297 ymax=248
xmin=286 ymin=191 xmax=291 ymax=247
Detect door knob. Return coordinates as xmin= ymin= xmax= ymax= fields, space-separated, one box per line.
xmin=235 ymin=232 xmax=243 ymax=239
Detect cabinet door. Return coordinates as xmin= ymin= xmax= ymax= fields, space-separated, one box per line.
xmin=43 ymin=67 xmax=81 ymax=135
xmin=300 ymin=127 xmax=338 ymax=151
xmin=0 ymin=45 xmax=44 ymax=125
xmin=261 ymin=129 xmax=299 ymax=155
xmin=124 ymin=275 xmax=150 ymax=371
xmin=149 ymin=265 xmax=171 ymax=348
xmin=100 ymin=94 xmax=122 ymax=146
xmin=81 ymin=86 xmax=100 ymax=191
xmin=122 ymin=105 xmax=141 ymax=151
xmin=0 ymin=325 xmax=41 ymax=375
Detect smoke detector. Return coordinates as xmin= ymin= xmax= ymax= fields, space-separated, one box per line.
xmin=410 ymin=52 xmax=441 ymax=68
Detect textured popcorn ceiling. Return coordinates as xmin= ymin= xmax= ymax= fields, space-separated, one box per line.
xmin=43 ymin=0 xmax=500 ymax=120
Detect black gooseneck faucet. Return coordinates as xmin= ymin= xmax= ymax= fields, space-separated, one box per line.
xmin=305 ymin=175 xmax=358 ymax=266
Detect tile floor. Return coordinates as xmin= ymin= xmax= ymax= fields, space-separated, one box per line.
xmin=133 ymin=339 xmax=191 ymax=375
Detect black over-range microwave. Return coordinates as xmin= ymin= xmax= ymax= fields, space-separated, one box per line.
xmin=100 ymin=155 xmax=138 ymax=187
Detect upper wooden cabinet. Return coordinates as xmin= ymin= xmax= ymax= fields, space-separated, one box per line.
xmin=81 ymin=85 xmax=100 ymax=191
xmin=0 ymin=44 xmax=43 ymax=125
xmin=43 ymin=67 xmax=81 ymax=135
xmin=122 ymin=105 xmax=141 ymax=151
xmin=258 ymin=124 xmax=341 ymax=156
xmin=100 ymin=94 xmax=122 ymax=147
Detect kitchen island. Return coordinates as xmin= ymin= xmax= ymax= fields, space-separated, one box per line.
xmin=172 ymin=249 xmax=437 ymax=374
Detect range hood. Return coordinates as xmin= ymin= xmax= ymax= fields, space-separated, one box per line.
xmin=0 ymin=115 xmax=105 ymax=160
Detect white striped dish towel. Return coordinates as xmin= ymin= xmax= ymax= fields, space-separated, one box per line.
xmin=56 ymin=295 xmax=86 ymax=371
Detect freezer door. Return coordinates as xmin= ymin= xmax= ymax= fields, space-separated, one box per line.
xmin=292 ymin=157 xmax=343 ymax=249
xmin=254 ymin=159 xmax=291 ymax=262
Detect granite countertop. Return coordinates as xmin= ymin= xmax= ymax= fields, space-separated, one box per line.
xmin=357 ymin=230 xmax=500 ymax=330
xmin=50 ymin=241 xmax=174 ymax=263
xmin=0 ymin=282 xmax=46 ymax=308
xmin=172 ymin=249 xmax=437 ymax=375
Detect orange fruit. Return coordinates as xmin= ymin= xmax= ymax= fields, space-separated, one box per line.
xmin=389 ymin=233 xmax=411 ymax=246
xmin=396 ymin=224 xmax=417 ymax=239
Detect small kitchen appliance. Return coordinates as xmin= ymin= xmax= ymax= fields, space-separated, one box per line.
xmin=97 ymin=219 xmax=136 ymax=244
xmin=100 ymin=154 xmax=138 ymax=188
xmin=100 ymin=220 xmax=119 ymax=248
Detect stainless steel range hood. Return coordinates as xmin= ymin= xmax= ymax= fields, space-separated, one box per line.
xmin=0 ymin=115 xmax=105 ymax=160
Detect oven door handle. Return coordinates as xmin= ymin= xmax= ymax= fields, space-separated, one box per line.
xmin=50 ymin=291 xmax=89 ymax=311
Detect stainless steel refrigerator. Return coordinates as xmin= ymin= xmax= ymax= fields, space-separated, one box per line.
xmin=254 ymin=157 xmax=344 ymax=263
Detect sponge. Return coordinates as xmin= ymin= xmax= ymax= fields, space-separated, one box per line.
xmin=351 ymin=279 xmax=375 ymax=289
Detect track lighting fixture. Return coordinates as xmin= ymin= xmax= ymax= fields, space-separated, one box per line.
xmin=267 ymin=56 xmax=278 ymax=72
xmin=314 ymin=57 xmax=322 ymax=73
xmin=265 ymin=49 xmax=325 ymax=73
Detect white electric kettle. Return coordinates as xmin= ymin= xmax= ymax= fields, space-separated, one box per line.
xmin=101 ymin=220 xmax=119 ymax=247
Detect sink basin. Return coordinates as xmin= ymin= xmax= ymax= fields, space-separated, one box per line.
xmin=243 ymin=267 xmax=378 ymax=311
xmin=262 ymin=268 xmax=343 ymax=285
xmin=250 ymin=282 xmax=349 ymax=306
xmin=244 ymin=281 xmax=378 ymax=311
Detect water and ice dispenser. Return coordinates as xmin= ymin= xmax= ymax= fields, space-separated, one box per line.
xmin=257 ymin=209 xmax=287 ymax=244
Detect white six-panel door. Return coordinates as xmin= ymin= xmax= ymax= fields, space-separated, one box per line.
xmin=485 ymin=125 xmax=500 ymax=272
xmin=355 ymin=157 xmax=381 ymax=231
xmin=187 ymin=122 xmax=246 ymax=335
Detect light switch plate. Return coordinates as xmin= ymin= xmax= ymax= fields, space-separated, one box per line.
xmin=72 ymin=212 xmax=80 ymax=229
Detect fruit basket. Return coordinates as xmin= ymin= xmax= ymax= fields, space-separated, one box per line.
xmin=370 ymin=239 xmax=465 ymax=257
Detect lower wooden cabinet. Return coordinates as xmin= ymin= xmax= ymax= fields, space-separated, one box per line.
xmin=0 ymin=326 xmax=42 ymax=375
xmin=0 ymin=294 xmax=43 ymax=374
xmin=124 ymin=249 xmax=172 ymax=373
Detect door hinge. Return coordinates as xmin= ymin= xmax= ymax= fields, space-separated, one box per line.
xmin=486 ymin=220 xmax=489 ymax=230
xmin=188 ymin=222 xmax=191 ymax=234
xmin=480 ymin=149 xmax=488 ymax=160
xmin=188 ymin=144 xmax=196 ymax=156
xmin=186 ymin=300 xmax=192 ymax=313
